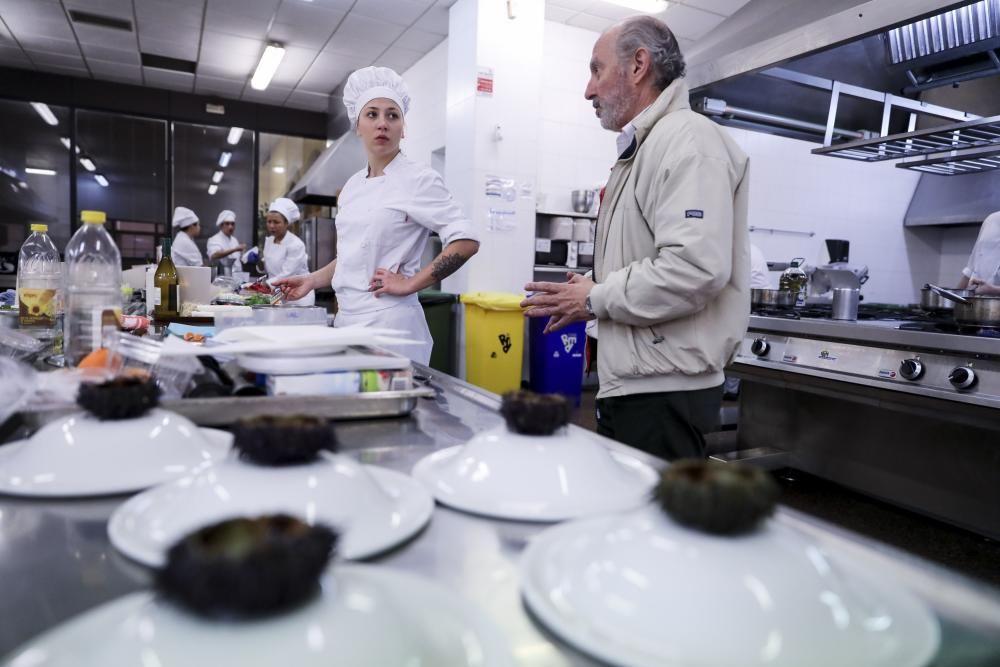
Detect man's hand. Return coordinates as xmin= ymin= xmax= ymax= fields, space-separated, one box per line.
xmin=970 ymin=278 xmax=1000 ymax=295
xmin=273 ymin=274 xmax=314 ymax=301
xmin=370 ymin=267 xmax=413 ymax=297
xmin=521 ymin=272 xmax=595 ymax=334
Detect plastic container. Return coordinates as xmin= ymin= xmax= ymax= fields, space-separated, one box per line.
xmin=528 ymin=318 xmax=586 ymax=406
xmin=461 ymin=292 xmax=524 ymax=395
xmin=16 ymin=223 xmax=62 ymax=340
xmin=64 ymin=210 xmax=122 ymax=366
xmin=419 ymin=290 xmax=458 ymax=375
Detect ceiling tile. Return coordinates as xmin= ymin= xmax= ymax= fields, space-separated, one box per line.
xmin=0 ymin=46 xmax=31 ymax=67
xmin=88 ymin=59 xmax=143 ymax=83
xmin=13 ymin=34 xmax=80 ymax=55
xmin=546 ymin=0 xmax=597 ymax=11
xmin=324 ymin=33 xmax=388 ymax=60
xmin=80 ymin=43 xmax=140 ymax=65
xmin=207 ymin=0 xmax=280 ymax=19
xmin=63 ymin=0 xmax=135 ymax=19
xmin=273 ymin=1 xmax=345 ymax=27
xmin=680 ymin=0 xmax=751 ymax=17
xmin=411 ymin=5 xmax=448 ymax=35
xmin=3 ymin=12 xmax=76 ymax=42
xmin=267 ymin=45 xmax=319 ymax=87
xmin=300 ymin=52 xmax=367 ymax=92
xmin=134 ymin=0 xmax=204 ymax=31
xmin=662 ymin=2 xmax=725 ymax=40
xmin=194 ymin=74 xmax=247 ymax=96
xmin=297 ymin=0 xmax=356 ymax=10
xmin=582 ymin=2 xmax=643 ymax=21
xmin=204 ymin=8 xmax=270 ymax=40
xmin=139 ymin=35 xmax=200 ymax=60
xmin=200 ymin=31 xmax=262 ymax=59
xmin=349 ymin=0 xmax=431 ymax=28
xmin=240 ymin=84 xmax=293 ymax=104
xmin=197 ymin=60 xmax=250 ymax=79
xmin=545 ymin=6 xmax=576 ymax=22
xmin=73 ymin=23 xmax=138 ymax=50
xmin=333 ymin=14 xmax=406 ymax=46
xmin=375 ymin=46 xmax=424 ymax=72
xmin=286 ymin=89 xmax=330 ymax=112
xmin=23 ymin=49 xmax=85 ymax=68
xmin=143 ymin=67 xmax=195 ymax=92
xmin=393 ymin=27 xmax=443 ymax=51
xmin=565 ymin=13 xmax=615 ymax=33
xmin=267 ymin=21 xmax=339 ymax=50
xmin=34 ymin=63 xmax=90 ymax=78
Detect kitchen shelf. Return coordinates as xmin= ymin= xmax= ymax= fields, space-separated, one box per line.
xmin=536 ymin=209 xmax=598 ymax=219
xmin=533 ymin=265 xmax=590 ymax=274
xmin=894 ymin=144 xmax=1000 ymax=175
xmin=811 ymin=113 xmax=1000 ymax=163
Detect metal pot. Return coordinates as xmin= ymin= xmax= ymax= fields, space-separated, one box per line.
xmin=919 ymin=286 xmax=974 ymax=312
xmin=751 ymin=288 xmax=797 ymax=308
xmin=924 ymin=284 xmax=1000 ymax=327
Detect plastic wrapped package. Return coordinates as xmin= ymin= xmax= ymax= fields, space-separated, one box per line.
xmin=0 ymin=327 xmax=46 ymax=361
xmin=101 ymin=332 xmax=201 ymax=399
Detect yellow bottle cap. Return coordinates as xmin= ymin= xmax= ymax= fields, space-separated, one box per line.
xmin=30 ymin=224 xmax=48 ymax=232
xmin=81 ymin=210 xmax=106 ymax=224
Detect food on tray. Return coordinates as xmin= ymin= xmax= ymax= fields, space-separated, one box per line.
xmin=156 ymin=515 xmax=338 ymax=617
xmin=77 ymin=375 xmax=161 ymax=420
xmin=231 ymin=415 xmax=338 ymax=465
xmin=183 ymin=332 xmax=206 ymax=343
xmin=655 ymin=459 xmax=780 ymax=535
xmin=499 ymin=390 xmax=571 ymax=436
xmin=244 ymin=294 xmax=272 ymax=306
xmin=77 ymin=347 xmax=124 ymax=372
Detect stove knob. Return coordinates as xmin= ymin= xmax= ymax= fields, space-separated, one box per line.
xmin=899 ymin=358 xmax=924 ymax=381
xmin=948 ymin=367 xmax=977 ymax=390
xmin=750 ymin=338 xmax=770 ymax=357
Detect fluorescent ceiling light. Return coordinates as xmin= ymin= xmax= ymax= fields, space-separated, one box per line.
xmin=208 ymin=184 xmax=218 ymax=195
xmin=603 ymin=0 xmax=669 ymax=12
xmin=79 ymin=156 xmax=96 ymax=172
xmin=212 ymin=170 xmax=224 ymax=183
xmin=272 ymin=165 xmax=285 ymax=174
xmin=60 ymin=137 xmax=71 ymax=150
xmin=25 ymin=168 xmax=57 ymax=176
xmin=94 ymin=173 xmax=109 ymax=187
xmin=227 ymin=127 xmax=244 ymax=145
xmin=18 ymin=181 xmax=28 ymax=188
xmin=250 ymin=43 xmax=285 ymax=91
xmin=30 ymin=102 xmax=58 ymax=126
xmin=219 ymin=151 xmax=232 ymax=167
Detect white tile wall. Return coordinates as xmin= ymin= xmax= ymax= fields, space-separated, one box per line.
xmin=937 ymin=225 xmax=980 ymax=286
xmin=401 ymin=40 xmax=448 ymax=165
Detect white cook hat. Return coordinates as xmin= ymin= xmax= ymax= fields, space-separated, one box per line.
xmin=268 ymin=198 xmax=300 ymax=224
xmin=342 ymin=66 xmax=411 ymax=127
xmin=216 ymin=210 xmax=236 ymax=227
xmin=172 ymin=206 xmax=199 ymax=229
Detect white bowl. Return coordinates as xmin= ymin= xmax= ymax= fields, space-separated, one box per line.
xmin=520 ymin=505 xmax=940 ymax=667
xmin=1 ymin=565 xmax=516 ymax=667
xmin=412 ymin=426 xmax=658 ymax=521
xmin=108 ymin=453 xmax=433 ymax=565
xmin=0 ymin=408 xmax=231 ymax=497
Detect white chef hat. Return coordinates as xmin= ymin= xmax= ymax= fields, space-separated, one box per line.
xmin=216 ymin=209 xmax=236 ymax=227
xmin=268 ymin=197 xmax=300 ymax=224
xmin=172 ymin=206 xmax=199 ymax=229
xmin=342 ymin=66 xmax=411 ymax=127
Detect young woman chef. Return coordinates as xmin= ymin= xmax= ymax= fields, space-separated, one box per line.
xmin=275 ymin=67 xmax=479 ymax=364
xmin=258 ymin=198 xmax=315 ymax=306
xmin=170 ymin=206 xmax=205 ymax=267
xmin=206 ymin=209 xmax=246 ymax=277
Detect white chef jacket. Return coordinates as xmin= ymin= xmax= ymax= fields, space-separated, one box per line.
xmin=206 ymin=231 xmax=242 ymax=274
xmin=963 ymin=210 xmax=1000 ymax=286
xmin=263 ymin=231 xmax=314 ymax=306
xmin=750 ymin=243 xmax=771 ymax=289
xmin=333 ymin=152 xmax=478 ymax=315
xmin=171 ymin=231 xmax=203 ymax=267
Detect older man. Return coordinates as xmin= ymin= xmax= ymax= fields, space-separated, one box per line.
xmin=522 ymin=15 xmax=750 ymax=460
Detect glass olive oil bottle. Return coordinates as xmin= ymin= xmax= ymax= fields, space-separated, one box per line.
xmin=153 ymin=238 xmax=179 ymax=317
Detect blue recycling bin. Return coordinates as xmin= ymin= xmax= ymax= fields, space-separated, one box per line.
xmin=528 ymin=318 xmax=586 ymax=406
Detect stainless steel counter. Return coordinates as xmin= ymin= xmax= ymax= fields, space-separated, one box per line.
xmin=2 ymin=368 xmax=1000 ymax=665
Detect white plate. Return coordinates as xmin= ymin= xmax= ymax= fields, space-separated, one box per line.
xmin=0 ymin=409 xmax=232 ymax=498
xmin=162 ymin=325 xmax=417 ymax=358
xmin=412 ymin=427 xmax=658 ymax=521
xmin=108 ymin=454 xmax=433 ymax=564
xmin=1 ymin=565 xmax=516 ymax=667
xmin=520 ymin=506 xmax=941 ymax=667
xmin=236 ymin=349 xmax=411 ymax=375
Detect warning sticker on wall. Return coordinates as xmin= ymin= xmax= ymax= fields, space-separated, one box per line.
xmin=476 ymin=67 xmax=494 ymax=96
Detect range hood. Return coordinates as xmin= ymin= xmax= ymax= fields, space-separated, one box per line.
xmin=288 ymin=130 xmax=365 ymax=207
xmin=689 ymin=0 xmax=1000 ymax=225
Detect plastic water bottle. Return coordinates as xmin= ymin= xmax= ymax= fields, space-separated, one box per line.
xmin=64 ymin=210 xmax=122 ymax=366
xmin=16 ymin=223 xmax=62 ymax=340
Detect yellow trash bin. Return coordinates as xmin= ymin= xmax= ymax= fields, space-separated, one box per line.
xmin=461 ymin=292 xmax=524 ymax=395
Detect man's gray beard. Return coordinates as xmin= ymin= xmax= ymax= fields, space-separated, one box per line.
xmin=597 ymin=71 xmax=637 ymax=131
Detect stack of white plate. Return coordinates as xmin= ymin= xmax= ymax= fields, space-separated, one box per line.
xmin=412 ymin=426 xmax=658 ymax=521
xmin=0 ymin=409 xmax=232 ymax=497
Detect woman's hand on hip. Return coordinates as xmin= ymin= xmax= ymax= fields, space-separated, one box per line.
xmin=370 ymin=267 xmax=413 ymax=297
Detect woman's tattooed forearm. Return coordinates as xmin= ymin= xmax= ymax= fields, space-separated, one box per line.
xmin=431 ymin=253 xmax=468 ymax=281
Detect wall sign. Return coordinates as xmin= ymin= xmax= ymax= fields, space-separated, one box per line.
xmin=476 ymin=67 xmax=494 ymax=96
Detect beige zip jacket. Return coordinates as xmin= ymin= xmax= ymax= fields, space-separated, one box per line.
xmin=589 ymin=78 xmax=750 ymax=398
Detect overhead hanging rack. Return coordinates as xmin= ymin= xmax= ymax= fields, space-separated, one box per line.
xmin=894 ymin=143 xmax=1000 ymax=175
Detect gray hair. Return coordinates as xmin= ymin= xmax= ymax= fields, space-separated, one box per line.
xmin=614 ymin=16 xmax=686 ymax=91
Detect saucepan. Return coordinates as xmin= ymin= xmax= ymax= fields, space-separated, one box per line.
xmin=924 ymin=284 xmax=1000 ymax=327
xmin=751 ymin=288 xmax=796 ymax=309
xmin=919 ymin=285 xmax=974 ymax=312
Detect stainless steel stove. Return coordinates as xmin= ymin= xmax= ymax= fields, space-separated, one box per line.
xmin=728 ymin=304 xmax=1000 ymax=539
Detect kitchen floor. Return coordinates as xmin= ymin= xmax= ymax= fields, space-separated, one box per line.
xmin=571 ymin=387 xmax=1000 ymax=587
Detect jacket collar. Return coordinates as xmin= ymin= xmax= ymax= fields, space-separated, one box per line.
xmin=621 ymin=77 xmax=690 ymax=159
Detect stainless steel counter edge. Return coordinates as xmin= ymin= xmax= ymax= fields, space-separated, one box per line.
xmin=748 ymin=315 xmax=1000 ymax=356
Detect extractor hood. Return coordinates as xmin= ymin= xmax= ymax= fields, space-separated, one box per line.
xmin=905 ymin=169 xmax=1000 ymax=225
xmin=288 ymin=130 xmax=365 ymax=207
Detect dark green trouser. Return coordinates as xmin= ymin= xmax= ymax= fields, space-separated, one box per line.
xmin=596 ymin=385 xmax=722 ymax=461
